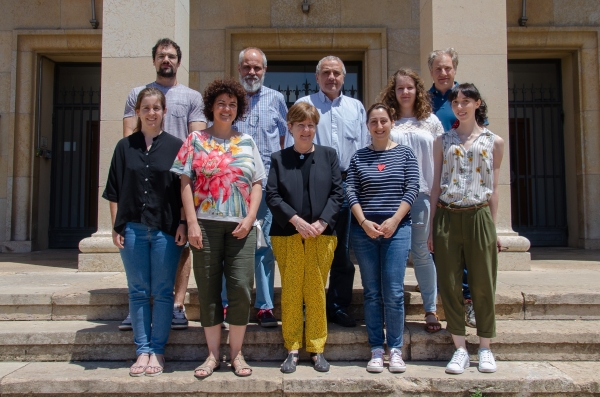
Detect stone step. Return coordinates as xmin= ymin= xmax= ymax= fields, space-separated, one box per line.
xmin=1 ymin=360 xmax=599 ymax=396
xmin=1 ymin=320 xmax=598 ymax=362
xmin=4 ymin=285 xmax=600 ymax=322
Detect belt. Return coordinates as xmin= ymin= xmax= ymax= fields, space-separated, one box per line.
xmin=341 ymin=171 xmax=347 ymax=181
xmin=437 ymin=201 xmax=489 ymax=211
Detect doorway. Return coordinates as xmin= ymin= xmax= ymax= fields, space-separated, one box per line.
xmin=48 ymin=64 xmax=101 ymax=248
xmin=508 ymin=60 xmax=567 ymax=246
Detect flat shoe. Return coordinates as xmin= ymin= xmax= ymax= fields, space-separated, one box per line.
xmin=194 ymin=356 xmax=220 ymax=379
xmin=144 ymin=353 xmax=165 ymax=377
xmin=425 ymin=312 xmax=442 ymax=333
xmin=129 ymin=353 xmax=149 ymax=377
xmin=231 ymin=352 xmax=252 ymax=377
xmin=310 ymin=353 xmax=330 ymax=372
xmin=280 ymin=352 xmax=299 ymax=374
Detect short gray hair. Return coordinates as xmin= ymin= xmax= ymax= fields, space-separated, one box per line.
xmin=427 ymin=48 xmax=459 ymax=71
xmin=238 ymin=47 xmax=267 ymax=67
xmin=316 ymin=55 xmax=346 ymax=76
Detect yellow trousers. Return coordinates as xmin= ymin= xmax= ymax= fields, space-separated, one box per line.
xmin=271 ymin=234 xmax=337 ymax=353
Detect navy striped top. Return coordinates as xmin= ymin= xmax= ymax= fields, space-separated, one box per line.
xmin=346 ymin=144 xmax=420 ymax=225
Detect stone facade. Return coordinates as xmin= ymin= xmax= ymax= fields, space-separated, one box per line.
xmin=0 ymin=0 xmax=598 ymax=265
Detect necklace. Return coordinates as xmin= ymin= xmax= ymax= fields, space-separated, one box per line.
xmin=370 ymin=141 xmax=391 ymax=171
xmin=293 ymin=144 xmax=314 ymax=160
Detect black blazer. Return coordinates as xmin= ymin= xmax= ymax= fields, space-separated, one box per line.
xmin=266 ymin=144 xmax=343 ymax=236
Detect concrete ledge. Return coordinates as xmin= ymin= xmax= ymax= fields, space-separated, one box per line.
xmin=498 ymin=252 xmax=531 ymax=271
xmin=2 ymin=360 xmax=598 ymax=396
xmin=78 ymin=253 xmax=123 ymax=272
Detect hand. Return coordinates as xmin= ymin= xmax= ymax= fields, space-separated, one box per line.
xmin=361 ymin=220 xmax=384 ymax=239
xmin=232 ymin=216 xmax=255 ymax=239
xmin=379 ymin=217 xmax=400 ymax=238
xmin=112 ymin=229 xmax=124 ymax=249
xmin=293 ymin=216 xmax=319 ymax=239
xmin=427 ymin=233 xmax=434 ymax=253
xmin=175 ymin=224 xmax=187 ymax=246
xmin=310 ymin=220 xmax=326 ymax=237
xmin=497 ymin=236 xmax=503 ymax=253
xmin=187 ymin=221 xmax=203 ymax=249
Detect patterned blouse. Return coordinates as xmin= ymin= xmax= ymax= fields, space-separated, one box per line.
xmin=171 ymin=130 xmax=266 ymax=222
xmin=439 ymin=128 xmax=496 ymax=206
xmin=390 ymin=114 xmax=444 ymax=196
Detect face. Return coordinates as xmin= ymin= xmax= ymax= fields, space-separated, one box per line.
xmin=136 ymin=95 xmax=165 ymax=130
xmin=451 ymin=91 xmax=481 ymax=122
xmin=289 ymin=118 xmax=316 ymax=147
xmin=154 ymin=45 xmax=180 ymax=78
xmin=316 ymin=59 xmax=345 ymax=100
xmin=395 ymin=75 xmax=417 ymax=112
xmin=238 ymin=50 xmax=266 ymax=93
xmin=367 ymin=108 xmax=392 ymax=141
xmin=211 ymin=93 xmax=238 ymax=124
xmin=430 ymin=53 xmax=456 ymax=93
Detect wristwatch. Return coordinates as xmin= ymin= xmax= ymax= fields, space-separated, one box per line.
xmin=179 ymin=220 xmax=187 ymax=225
xmin=318 ymin=219 xmax=328 ymax=228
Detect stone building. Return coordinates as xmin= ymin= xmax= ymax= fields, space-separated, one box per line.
xmin=0 ymin=0 xmax=598 ymax=271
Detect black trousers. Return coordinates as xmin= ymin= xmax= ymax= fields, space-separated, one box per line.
xmin=326 ymin=205 xmax=355 ymax=314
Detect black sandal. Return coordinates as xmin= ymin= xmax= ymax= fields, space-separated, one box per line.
xmin=280 ymin=352 xmax=299 ymax=373
xmin=310 ymin=353 xmax=330 ymax=372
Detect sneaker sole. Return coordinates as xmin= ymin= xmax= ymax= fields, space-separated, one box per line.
xmin=171 ymin=325 xmax=188 ymax=330
xmin=118 ymin=326 xmax=132 ymax=331
xmin=478 ymin=366 xmax=497 ymax=373
xmin=445 ymin=367 xmax=466 ymax=375
xmin=366 ymin=366 xmax=384 ymax=373
xmin=258 ymin=321 xmax=278 ymax=328
xmin=389 ymin=366 xmax=406 ymax=373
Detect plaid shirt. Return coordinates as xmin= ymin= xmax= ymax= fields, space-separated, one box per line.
xmin=234 ymin=86 xmax=288 ymax=188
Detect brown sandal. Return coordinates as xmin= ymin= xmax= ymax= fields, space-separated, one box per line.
xmin=425 ymin=312 xmax=442 ymax=333
xmin=194 ymin=356 xmax=220 ymax=379
xmin=231 ymin=352 xmax=252 ymax=377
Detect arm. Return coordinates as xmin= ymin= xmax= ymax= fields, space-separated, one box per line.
xmin=379 ymin=148 xmax=420 ymax=238
xmin=311 ymin=149 xmax=343 ymax=235
xmin=232 ymin=181 xmax=262 ymax=239
xmin=346 ymin=153 xmax=383 ymax=238
xmin=123 ymin=117 xmax=136 ymax=137
xmin=181 ymin=174 xmax=202 ymax=249
xmin=276 ymin=94 xmax=288 ymax=150
xmin=427 ymin=136 xmax=444 ymax=253
xmin=174 ymin=207 xmax=187 ymax=246
xmin=489 ymin=135 xmax=505 ymax=251
xmin=109 ymin=201 xmax=124 ymax=249
xmin=188 ymin=121 xmax=207 ymax=133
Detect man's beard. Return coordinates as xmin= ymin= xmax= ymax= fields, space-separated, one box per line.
xmin=239 ymin=72 xmax=264 ymax=93
xmin=157 ymin=65 xmax=175 ymax=78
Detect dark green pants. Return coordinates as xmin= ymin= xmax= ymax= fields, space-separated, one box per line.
xmin=433 ymin=205 xmax=497 ymax=338
xmin=191 ymin=219 xmax=256 ymax=327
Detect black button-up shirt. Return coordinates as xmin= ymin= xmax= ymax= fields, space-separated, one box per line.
xmin=103 ymin=131 xmax=184 ymax=237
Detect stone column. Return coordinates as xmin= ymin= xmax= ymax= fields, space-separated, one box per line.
xmin=79 ymin=0 xmax=190 ymax=271
xmin=420 ymin=0 xmax=530 ymax=270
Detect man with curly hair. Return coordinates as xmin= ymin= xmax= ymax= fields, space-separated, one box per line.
xmin=120 ymin=38 xmax=207 ymax=332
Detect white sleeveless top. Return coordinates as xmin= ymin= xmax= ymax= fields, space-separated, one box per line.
xmin=390 ymin=114 xmax=444 ymax=196
xmin=439 ymin=128 xmax=495 ymax=206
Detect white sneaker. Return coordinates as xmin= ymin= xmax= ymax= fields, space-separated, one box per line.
xmin=478 ymin=348 xmax=497 ymax=373
xmin=445 ymin=347 xmax=470 ymax=374
xmin=388 ymin=348 xmax=406 ymax=373
xmin=366 ymin=348 xmax=385 ymax=373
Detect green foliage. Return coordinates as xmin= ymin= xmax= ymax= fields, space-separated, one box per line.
xmin=470 ymin=390 xmax=484 ymax=397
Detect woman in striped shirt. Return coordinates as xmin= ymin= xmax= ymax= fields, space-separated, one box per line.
xmin=346 ymin=103 xmax=419 ymax=374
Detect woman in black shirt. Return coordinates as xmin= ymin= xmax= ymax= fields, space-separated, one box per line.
xmin=266 ymin=102 xmax=343 ymax=373
xmin=103 ymin=87 xmax=187 ymax=377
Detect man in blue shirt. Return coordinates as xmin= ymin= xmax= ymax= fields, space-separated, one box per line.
xmin=427 ymin=48 xmax=475 ymax=328
xmin=235 ymin=47 xmax=288 ymax=327
xmin=286 ymin=56 xmax=370 ymax=327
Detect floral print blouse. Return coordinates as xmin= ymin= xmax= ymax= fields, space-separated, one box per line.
xmin=171 ymin=130 xmax=266 ymax=222
xmin=439 ymin=128 xmax=496 ymax=206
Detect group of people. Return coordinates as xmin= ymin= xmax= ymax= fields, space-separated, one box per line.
xmin=104 ymin=38 xmax=504 ymax=378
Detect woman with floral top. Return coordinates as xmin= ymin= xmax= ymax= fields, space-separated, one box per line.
xmin=379 ymin=68 xmax=444 ymax=333
xmin=171 ymin=79 xmax=265 ymax=378
xmin=427 ymin=83 xmax=505 ymax=375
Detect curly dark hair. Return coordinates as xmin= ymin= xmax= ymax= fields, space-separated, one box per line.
xmin=377 ymin=68 xmax=432 ymax=121
xmin=152 ymin=38 xmax=182 ymax=63
xmin=447 ymin=83 xmax=488 ymax=127
xmin=202 ymin=79 xmax=248 ymax=123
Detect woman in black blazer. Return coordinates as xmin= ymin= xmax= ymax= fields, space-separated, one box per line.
xmin=266 ymin=102 xmax=343 ymax=374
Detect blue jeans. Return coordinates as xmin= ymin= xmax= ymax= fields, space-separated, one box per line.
xmin=351 ymin=222 xmax=411 ymax=350
xmin=411 ymin=193 xmax=437 ymax=313
xmin=120 ymin=222 xmax=183 ymax=356
xmin=326 ymin=181 xmax=355 ymax=314
xmin=221 ymin=191 xmax=275 ymax=310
